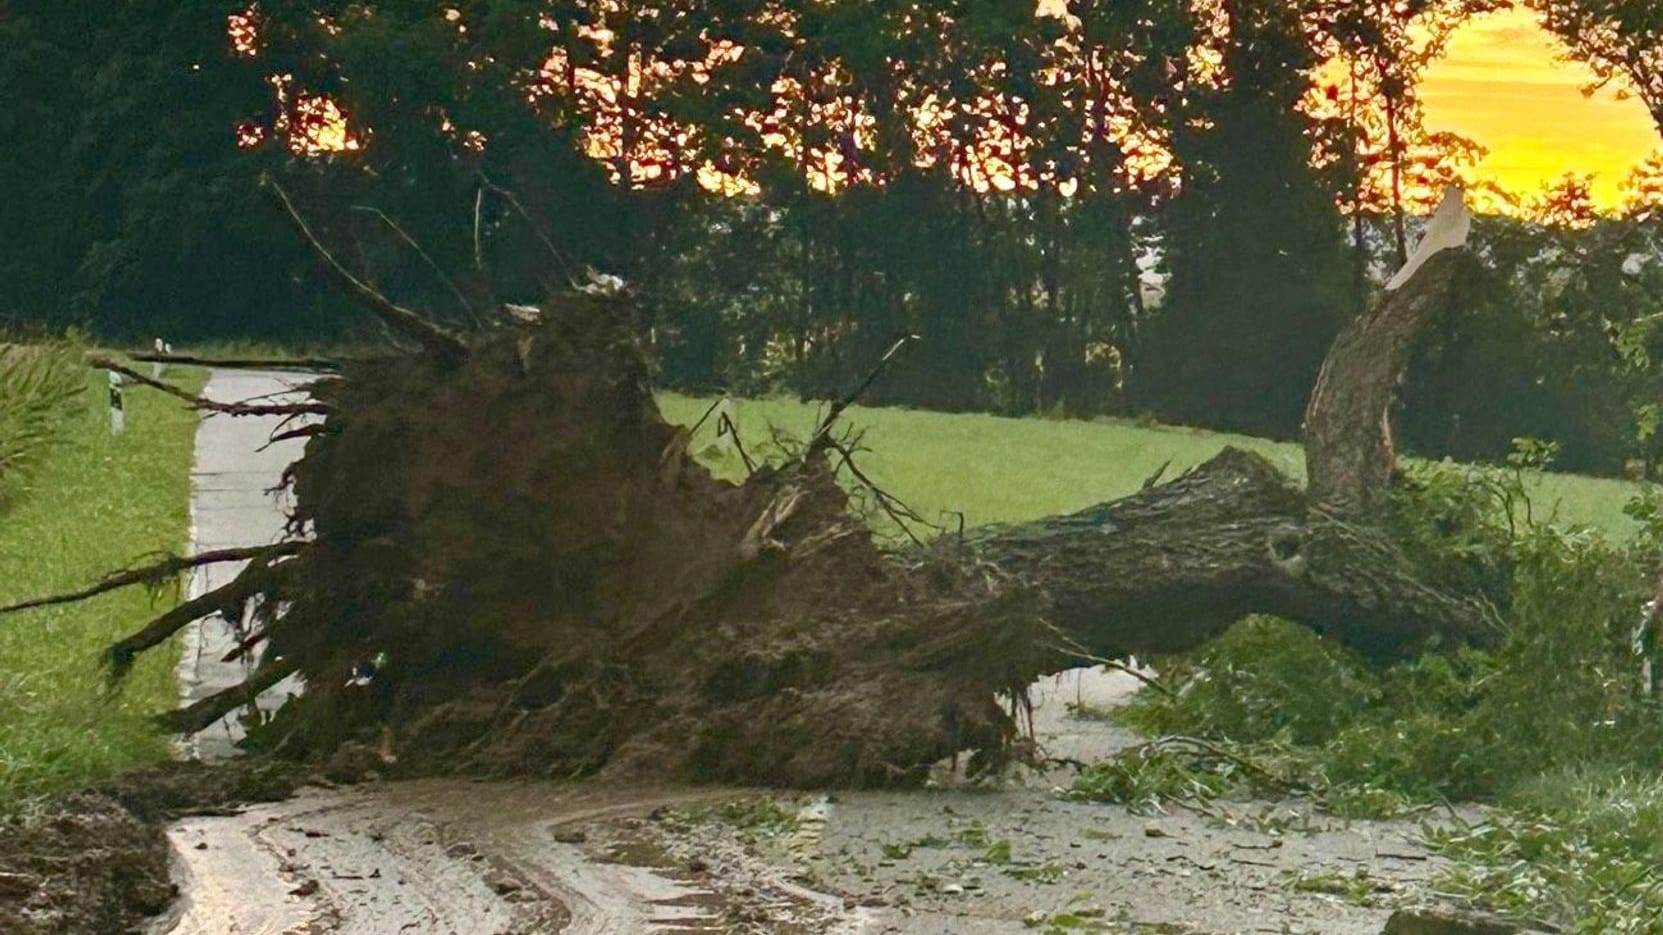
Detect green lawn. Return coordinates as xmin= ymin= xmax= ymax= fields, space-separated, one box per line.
xmin=0 ymin=368 xmax=204 ymax=806
xmin=660 ymin=394 xmax=1644 ymax=540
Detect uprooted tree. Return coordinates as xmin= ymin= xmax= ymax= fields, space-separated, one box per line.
xmin=3 ymin=181 xmax=1500 ymax=788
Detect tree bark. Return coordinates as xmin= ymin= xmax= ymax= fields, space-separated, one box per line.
xmin=972 ymin=445 xmax=1497 ymax=663
xmin=1304 ymin=248 xmax=1478 ymax=517
xmin=958 ymin=247 xmax=1495 ymax=667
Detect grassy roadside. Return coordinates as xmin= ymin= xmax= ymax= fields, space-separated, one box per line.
xmin=0 ymin=367 xmax=205 ymax=808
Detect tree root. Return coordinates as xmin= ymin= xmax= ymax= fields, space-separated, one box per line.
xmin=0 ymin=543 xmax=304 ymax=615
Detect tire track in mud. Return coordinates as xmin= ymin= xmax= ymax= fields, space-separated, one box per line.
xmin=155 ymin=781 xmax=866 ymax=935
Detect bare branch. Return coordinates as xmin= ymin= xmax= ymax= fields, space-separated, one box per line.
xmin=1042 ymin=636 xmax=1176 ymax=699
xmin=107 ymin=575 xmax=262 ymax=674
xmin=828 ymin=437 xmax=936 ymax=548
xmin=261 ymin=174 xmax=469 ymax=364
xmin=476 ymin=173 xmax=577 ymax=283
xmin=687 ymin=396 xmax=726 ymax=437
xmin=87 ymin=357 xmax=330 ymax=418
xmin=720 ymin=411 xmax=757 ymax=475
xmin=257 ymin=424 xmax=331 ymax=452
xmin=473 ymin=185 xmax=486 ymax=272
xmin=158 ymin=657 xmax=298 ymax=735
xmin=126 ymin=351 xmax=348 ymax=372
xmin=221 ymin=627 xmax=268 ymax=664
xmin=350 ymin=204 xmax=483 ymax=328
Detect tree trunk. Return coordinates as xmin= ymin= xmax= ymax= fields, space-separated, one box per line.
xmin=972 ymin=444 xmax=1495 ymax=664
xmin=1305 ymin=248 xmax=1478 ymax=517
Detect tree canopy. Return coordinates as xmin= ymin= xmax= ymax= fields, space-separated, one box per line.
xmin=1 ymin=0 xmax=1659 ymax=468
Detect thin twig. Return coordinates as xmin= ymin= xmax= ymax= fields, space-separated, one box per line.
xmin=256 ymin=424 xmax=331 ymax=452
xmin=221 ymin=626 xmax=268 ymax=664
xmin=805 ymin=334 xmax=915 ymax=460
xmin=351 ymin=204 xmax=483 ymax=328
xmin=687 ymin=397 xmax=726 ymax=437
xmin=1128 ymin=735 xmax=1307 ymax=793
xmin=1141 ymin=458 xmax=1173 ymax=490
xmin=261 ymin=173 xmax=469 ymax=363
xmin=1045 ymin=636 xmax=1176 ymax=698
xmin=477 ymin=173 xmax=576 ymax=283
xmin=0 ymin=543 xmax=306 ymax=615
xmin=719 ymin=412 xmax=757 ymax=475
xmin=88 ymin=357 xmax=330 ymax=418
xmin=473 ymin=185 xmax=486 ymax=272
xmin=828 ymin=438 xmax=936 ymax=548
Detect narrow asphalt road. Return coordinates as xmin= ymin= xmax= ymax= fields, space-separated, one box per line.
xmin=176 ymin=368 xmax=318 ymax=759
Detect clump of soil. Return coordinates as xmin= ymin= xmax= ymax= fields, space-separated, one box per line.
xmin=0 ymin=794 xmax=170 ymax=935
xmin=206 ymin=292 xmax=1053 ymax=786
xmin=0 ymin=760 xmax=301 ymax=935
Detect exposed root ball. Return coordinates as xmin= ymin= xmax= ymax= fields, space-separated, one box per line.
xmin=225 ymin=293 xmax=1050 ymax=785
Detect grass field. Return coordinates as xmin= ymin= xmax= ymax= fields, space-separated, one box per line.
xmin=0 ymin=367 xmax=204 ymax=806
xmin=660 ymin=394 xmax=1645 ymax=540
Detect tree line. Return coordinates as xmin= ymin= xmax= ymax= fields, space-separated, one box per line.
xmin=2 ymin=0 xmax=1660 ymax=473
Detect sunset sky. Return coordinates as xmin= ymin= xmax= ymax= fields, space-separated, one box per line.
xmin=1417 ymin=6 xmax=1659 ymax=212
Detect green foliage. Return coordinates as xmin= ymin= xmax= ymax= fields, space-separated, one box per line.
xmin=0 ymin=342 xmax=86 ymax=503
xmin=661 ymin=796 xmax=802 ymax=839
xmin=1066 ymin=744 xmax=1235 ymax=813
xmin=1022 ymin=906 xmax=1112 ymax=933
xmin=1111 ymin=502 xmax=1657 ymax=800
xmin=0 ymin=0 xmax=1654 ymax=482
xmin=1285 ymin=867 xmax=1388 ymax=907
xmin=1431 ymin=768 xmax=1663 ymax=934
xmin=1115 ymin=617 xmax=1378 ymax=747
xmin=1382 ymin=443 xmax=1552 ymax=604
xmin=1401 ymin=214 xmax=1663 ymax=476
xmin=1534 ymin=0 xmax=1662 ymax=139
xmin=1133 ymin=0 xmax=1355 ymax=439
xmin=0 ymin=1 xmax=340 ymax=342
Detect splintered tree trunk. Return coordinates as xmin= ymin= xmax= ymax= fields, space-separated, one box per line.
xmin=1306 ymin=248 xmax=1478 ymax=517
xmin=10 ymin=187 xmax=1493 ymax=788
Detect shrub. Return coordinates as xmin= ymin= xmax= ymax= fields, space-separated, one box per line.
xmin=0 ymin=342 xmax=85 ymax=502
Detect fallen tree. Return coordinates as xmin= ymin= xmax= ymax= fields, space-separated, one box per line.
xmin=7 ymin=182 xmax=1496 ymax=787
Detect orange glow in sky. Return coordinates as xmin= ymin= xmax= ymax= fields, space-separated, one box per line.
xmin=1418 ymin=6 xmax=1659 ymax=212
